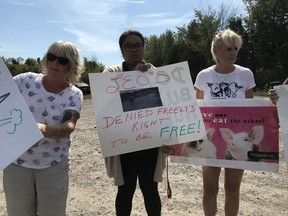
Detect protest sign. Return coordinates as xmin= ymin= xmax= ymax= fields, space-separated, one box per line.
xmin=171 ymin=98 xmax=279 ymax=172
xmin=89 ymin=62 xmax=206 ymax=157
xmin=0 ymin=59 xmax=43 ymax=171
xmin=274 ymin=85 xmax=288 ymax=170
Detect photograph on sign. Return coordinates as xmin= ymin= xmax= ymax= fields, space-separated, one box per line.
xmin=120 ymin=87 xmax=162 ymax=112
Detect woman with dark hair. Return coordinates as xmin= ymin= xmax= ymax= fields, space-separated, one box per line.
xmin=3 ymin=40 xmax=84 ymax=216
xmin=103 ymin=30 xmax=172 ymax=216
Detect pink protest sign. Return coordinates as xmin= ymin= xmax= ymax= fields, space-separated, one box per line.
xmin=171 ymin=98 xmax=279 ymax=172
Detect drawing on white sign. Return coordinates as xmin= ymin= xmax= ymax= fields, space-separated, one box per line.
xmin=0 ymin=92 xmax=10 ymax=103
xmin=0 ymin=108 xmax=23 ymax=134
xmin=0 ymin=92 xmax=23 ymax=134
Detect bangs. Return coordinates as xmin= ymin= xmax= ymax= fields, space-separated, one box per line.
xmin=221 ymin=32 xmax=242 ymax=48
xmin=48 ymin=45 xmax=66 ymax=57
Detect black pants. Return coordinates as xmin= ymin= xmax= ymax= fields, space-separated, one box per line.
xmin=116 ymin=147 xmax=161 ymax=216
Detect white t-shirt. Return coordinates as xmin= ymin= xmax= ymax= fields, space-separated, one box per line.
xmin=194 ymin=65 xmax=256 ymax=99
xmin=13 ymin=72 xmax=83 ymax=169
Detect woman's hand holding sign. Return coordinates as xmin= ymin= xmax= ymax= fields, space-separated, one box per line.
xmin=268 ymin=88 xmax=279 ymax=105
xmin=135 ymin=63 xmax=149 ymax=72
xmin=161 ymin=145 xmax=174 ymax=154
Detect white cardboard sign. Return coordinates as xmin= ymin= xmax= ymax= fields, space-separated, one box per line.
xmin=89 ymin=61 xmax=206 ymax=157
xmin=274 ymin=85 xmax=288 ymax=170
xmin=0 ymin=59 xmax=43 ymax=171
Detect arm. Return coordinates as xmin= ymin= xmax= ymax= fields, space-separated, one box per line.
xmin=245 ymin=88 xmax=254 ymax=98
xmin=195 ymin=87 xmax=204 ymax=99
xmin=37 ymin=109 xmax=80 ymax=139
xmin=160 ymin=145 xmax=174 ymax=154
xmin=268 ymin=88 xmax=278 ymax=105
xmin=103 ymin=64 xmax=122 ymax=73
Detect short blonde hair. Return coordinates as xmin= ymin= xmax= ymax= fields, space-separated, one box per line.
xmin=42 ymin=40 xmax=84 ymax=84
xmin=211 ymin=29 xmax=242 ymax=63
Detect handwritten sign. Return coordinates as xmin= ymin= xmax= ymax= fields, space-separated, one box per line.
xmin=274 ymin=85 xmax=288 ymax=170
xmin=0 ymin=59 xmax=43 ymax=171
xmin=171 ymin=99 xmax=279 ymax=172
xmin=89 ymin=62 xmax=206 ymax=157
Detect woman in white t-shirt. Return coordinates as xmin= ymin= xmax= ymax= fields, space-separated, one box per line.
xmin=194 ymin=29 xmax=256 ymax=216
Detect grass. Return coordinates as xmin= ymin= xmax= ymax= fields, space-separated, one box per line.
xmin=83 ymin=94 xmax=92 ymax=100
xmin=254 ymin=90 xmax=268 ymax=97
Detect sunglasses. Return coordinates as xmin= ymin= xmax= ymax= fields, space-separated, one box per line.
xmin=47 ymin=53 xmax=70 ymax=65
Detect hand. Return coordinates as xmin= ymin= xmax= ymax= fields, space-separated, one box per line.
xmin=135 ymin=63 xmax=149 ymax=72
xmin=37 ymin=123 xmax=62 ymax=142
xmin=37 ymin=123 xmax=47 ymax=135
xmin=161 ymin=145 xmax=174 ymax=154
xmin=268 ymin=89 xmax=279 ymax=105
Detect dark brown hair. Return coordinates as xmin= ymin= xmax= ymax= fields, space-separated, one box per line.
xmin=118 ymin=30 xmax=145 ymax=48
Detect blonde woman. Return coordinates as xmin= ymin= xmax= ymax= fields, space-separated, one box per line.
xmin=3 ymin=41 xmax=84 ymax=216
xmin=194 ymin=29 xmax=255 ymax=216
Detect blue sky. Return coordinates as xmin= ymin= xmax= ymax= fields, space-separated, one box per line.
xmin=0 ymin=0 xmax=246 ymax=67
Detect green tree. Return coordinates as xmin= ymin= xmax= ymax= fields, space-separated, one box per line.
xmin=145 ymin=35 xmax=163 ymax=66
xmin=244 ymin=0 xmax=288 ymax=88
xmin=82 ymin=57 xmax=105 ymax=84
xmin=25 ymin=58 xmax=42 ymax=73
xmin=145 ymin=4 xmax=240 ymax=81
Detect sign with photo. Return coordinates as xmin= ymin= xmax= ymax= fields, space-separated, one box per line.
xmin=89 ymin=62 xmax=206 ymax=157
xmin=0 ymin=59 xmax=43 ymax=171
xmin=170 ymin=99 xmax=279 ymax=172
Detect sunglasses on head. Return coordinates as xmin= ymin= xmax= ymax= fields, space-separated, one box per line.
xmin=47 ymin=53 xmax=70 ymax=65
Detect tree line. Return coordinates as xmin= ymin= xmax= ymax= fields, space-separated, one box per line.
xmin=2 ymin=56 xmax=105 ymax=85
xmin=2 ymin=0 xmax=287 ymax=90
xmin=144 ymin=0 xmax=288 ymax=90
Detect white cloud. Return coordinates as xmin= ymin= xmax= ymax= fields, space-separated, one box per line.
xmin=134 ymin=12 xmax=194 ymax=29
xmin=5 ymin=0 xmax=38 ymax=6
xmin=108 ymin=0 xmax=145 ymax=3
xmin=64 ymin=27 xmax=119 ymax=54
xmin=139 ymin=12 xmax=173 ymax=18
xmin=46 ymin=0 xmax=194 ymax=59
xmin=0 ymin=0 xmax=246 ymax=65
